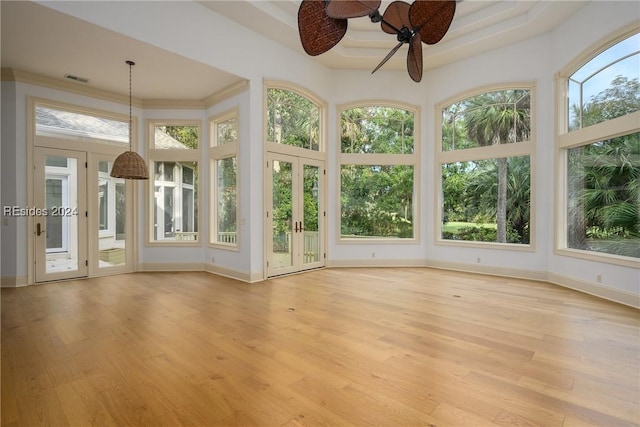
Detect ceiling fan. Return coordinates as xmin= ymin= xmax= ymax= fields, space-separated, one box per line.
xmin=297 ymin=0 xmax=456 ymax=82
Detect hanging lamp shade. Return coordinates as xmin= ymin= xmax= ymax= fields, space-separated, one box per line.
xmin=110 ymin=150 xmax=149 ymax=179
xmin=111 ymin=60 xmax=149 ymax=180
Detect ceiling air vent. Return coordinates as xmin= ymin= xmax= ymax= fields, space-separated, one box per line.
xmin=64 ymin=74 xmax=89 ymax=84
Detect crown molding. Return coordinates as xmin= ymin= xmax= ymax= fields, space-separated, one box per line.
xmin=203 ymin=79 xmax=249 ymax=108
xmin=2 ymin=68 xmax=248 ymax=110
xmin=142 ymin=99 xmax=205 ymax=110
xmin=2 ymin=68 xmax=140 ymax=107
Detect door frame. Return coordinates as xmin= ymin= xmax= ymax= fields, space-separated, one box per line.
xmin=265 ymin=149 xmax=326 ymax=278
xmin=34 ymin=147 xmax=88 ymax=283
xmin=88 ymin=153 xmax=135 ymax=277
xmin=28 ymin=97 xmax=139 ymax=284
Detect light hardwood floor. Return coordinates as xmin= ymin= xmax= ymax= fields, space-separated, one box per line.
xmin=2 ymin=268 xmax=639 ymax=426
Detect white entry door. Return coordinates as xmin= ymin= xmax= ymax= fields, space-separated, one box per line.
xmin=34 ymin=147 xmax=88 ymax=282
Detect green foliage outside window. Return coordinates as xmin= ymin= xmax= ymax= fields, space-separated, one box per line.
xmin=567 ymin=76 xmax=640 ymax=258
xmin=267 ymin=88 xmax=319 ymax=150
xmin=341 ymin=165 xmax=414 ymax=238
xmin=339 ymin=105 xmax=415 ymax=239
xmin=441 ymin=90 xmax=531 ymax=244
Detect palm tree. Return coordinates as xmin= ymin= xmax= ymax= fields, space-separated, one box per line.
xmin=569 ymin=134 xmax=640 ymax=256
xmin=461 ymin=90 xmax=531 ymax=242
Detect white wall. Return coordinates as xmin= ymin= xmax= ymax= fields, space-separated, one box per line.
xmin=3 ymin=1 xmax=638 ymax=305
xmin=205 ymin=89 xmax=254 ymax=276
xmin=1 ymin=81 xmax=18 ymax=281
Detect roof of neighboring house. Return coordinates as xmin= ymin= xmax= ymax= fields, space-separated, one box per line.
xmin=34 ymin=106 xmax=189 ymax=149
xmin=35 ymin=106 xmax=128 ymax=142
xmin=154 ymin=128 xmax=189 ymax=149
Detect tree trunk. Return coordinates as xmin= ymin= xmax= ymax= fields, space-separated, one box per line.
xmin=497 ymin=157 xmax=508 ymax=242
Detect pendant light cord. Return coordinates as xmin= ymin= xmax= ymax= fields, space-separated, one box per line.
xmin=126 ymin=60 xmax=135 ymax=152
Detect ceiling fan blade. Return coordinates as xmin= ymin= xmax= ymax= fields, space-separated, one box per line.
xmin=407 ymin=33 xmax=423 ymax=82
xmin=326 ymin=0 xmax=381 ymax=19
xmin=381 ymin=1 xmax=411 ymax=35
xmin=371 ymin=41 xmax=403 ymax=74
xmin=298 ymin=0 xmax=348 ymax=56
xmin=409 ymin=0 xmax=456 ymax=45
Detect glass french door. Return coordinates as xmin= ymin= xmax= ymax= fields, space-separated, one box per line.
xmin=93 ymin=156 xmax=133 ymax=274
xmin=266 ymin=153 xmax=324 ymax=277
xmin=34 ymin=148 xmax=88 ymax=282
xmin=34 ymin=149 xmax=134 ymax=283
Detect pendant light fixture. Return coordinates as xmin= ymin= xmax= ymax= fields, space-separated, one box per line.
xmin=111 ymin=60 xmax=149 ymax=179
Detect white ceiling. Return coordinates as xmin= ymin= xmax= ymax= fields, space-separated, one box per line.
xmin=1 ymin=1 xmax=588 ymax=101
xmin=200 ymin=0 xmax=587 ymax=72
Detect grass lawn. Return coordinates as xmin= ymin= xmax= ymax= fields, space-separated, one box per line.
xmin=442 ymin=221 xmax=497 ymax=234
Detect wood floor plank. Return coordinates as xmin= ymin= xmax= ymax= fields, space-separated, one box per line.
xmin=2 ymin=268 xmax=638 ymax=426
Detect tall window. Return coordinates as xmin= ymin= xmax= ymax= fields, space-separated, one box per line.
xmin=338 ymin=103 xmax=419 ymax=241
xmin=148 ymin=122 xmax=200 ymax=243
xmin=558 ymin=30 xmax=640 ymax=264
xmin=209 ymin=109 xmax=239 ymax=248
xmin=438 ymin=87 xmax=533 ymax=246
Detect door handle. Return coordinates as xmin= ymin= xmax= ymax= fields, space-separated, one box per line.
xmin=294 ymin=221 xmax=299 ymax=233
xmin=36 ymin=222 xmax=46 ymax=236
xmin=299 ymin=221 xmax=304 ymax=232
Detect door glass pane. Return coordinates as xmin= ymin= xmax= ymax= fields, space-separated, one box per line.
xmin=303 ymin=164 xmax=320 ymax=264
xmin=45 ymin=178 xmax=64 ymax=250
xmin=45 ymin=156 xmax=78 ymax=273
xmin=164 ymin=187 xmax=175 ymax=238
xmin=272 ymin=160 xmax=293 ymax=269
xmin=45 ymin=156 xmax=68 ymax=168
xmin=98 ymin=160 xmax=126 ymax=268
xmin=116 ymin=183 xmax=126 ymax=240
xmin=98 ymin=180 xmax=108 ymax=230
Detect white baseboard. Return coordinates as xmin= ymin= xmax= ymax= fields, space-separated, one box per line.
xmin=6 ymin=260 xmax=637 ymax=309
xmin=205 ymin=263 xmax=263 ymax=283
xmin=548 ymin=272 xmax=639 ymax=309
xmin=327 ymin=258 xmax=428 ymax=268
xmin=140 ymin=262 xmax=263 ymax=283
xmin=328 ymin=258 xmax=638 ymax=309
xmin=1 ymin=276 xmax=28 ymax=287
xmin=426 ymin=259 xmax=549 ymax=282
xmin=139 ymin=262 xmax=205 ymax=272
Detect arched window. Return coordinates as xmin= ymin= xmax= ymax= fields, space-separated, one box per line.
xmin=266 ymin=87 xmax=320 ymax=151
xmin=338 ymin=103 xmax=419 ymax=241
xmin=437 ymin=86 xmax=534 ymax=247
xmin=557 ymin=28 xmax=640 ymax=264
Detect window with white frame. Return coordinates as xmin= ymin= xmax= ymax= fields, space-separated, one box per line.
xmin=437 ymin=87 xmax=533 ymax=246
xmin=209 ymin=110 xmax=239 ymax=248
xmin=338 ymin=103 xmax=419 ymax=241
xmin=558 ymin=30 xmax=640 ymax=263
xmin=148 ymin=122 xmax=200 ymax=243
